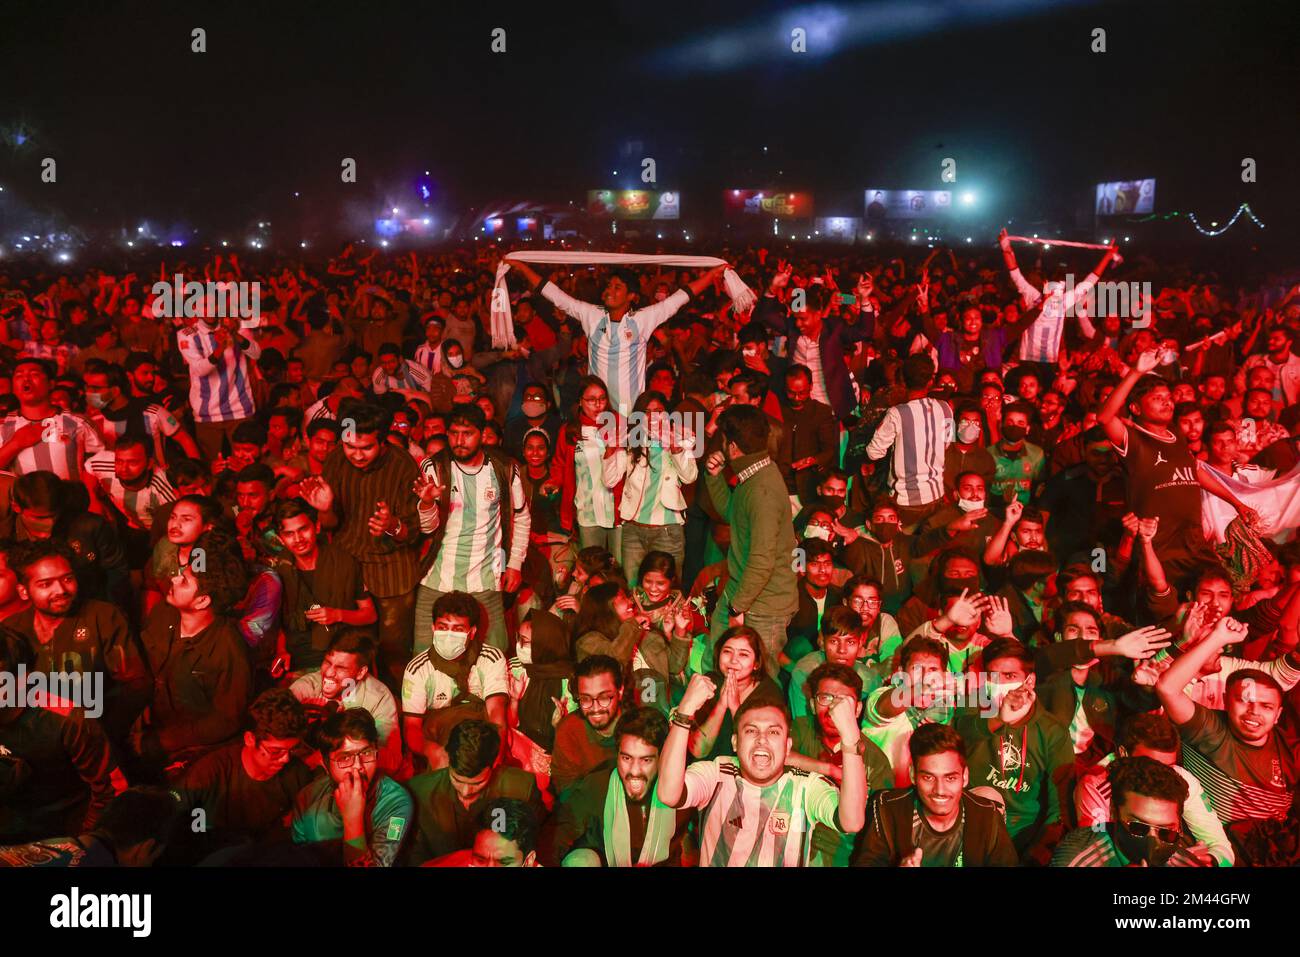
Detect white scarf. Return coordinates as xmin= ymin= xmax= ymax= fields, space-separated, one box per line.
xmin=490 ymin=252 xmax=756 ymax=349
xmin=603 ymin=769 xmax=675 ymax=867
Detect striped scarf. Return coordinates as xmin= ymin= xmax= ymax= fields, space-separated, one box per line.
xmin=603 ymin=769 xmax=675 ymax=867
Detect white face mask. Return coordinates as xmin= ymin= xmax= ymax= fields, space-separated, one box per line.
xmin=521 ymin=399 xmax=547 ymax=418
xmin=957 ymin=420 xmax=982 ymax=444
xmin=446 ymin=354 xmax=465 ymax=369
xmin=957 ymin=497 xmax=985 ymax=513
xmin=806 ymin=525 xmax=833 ymax=541
xmin=432 ymin=629 xmax=469 ymax=660
xmin=516 ymin=643 xmax=532 ymax=665
xmin=986 ymin=678 xmax=1023 ymax=709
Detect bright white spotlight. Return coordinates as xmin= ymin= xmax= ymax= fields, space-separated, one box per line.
xmin=960 ymin=191 xmax=976 ymax=206
xmin=57 ymin=251 xmax=71 ymax=262
xmin=380 ymin=240 xmax=389 ymax=248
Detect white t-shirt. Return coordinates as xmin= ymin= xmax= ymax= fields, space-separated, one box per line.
xmin=678 ymin=757 xmax=842 ymax=867
xmin=401 ymin=644 xmax=509 ymax=714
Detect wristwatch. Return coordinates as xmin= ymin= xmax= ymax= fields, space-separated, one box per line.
xmin=668 ymin=708 xmax=695 ymax=730
xmin=841 ymin=736 xmax=868 ymax=757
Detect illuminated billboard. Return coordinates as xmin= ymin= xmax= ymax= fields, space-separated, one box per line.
xmin=864 ymin=189 xmax=952 ymax=220
xmin=815 ymin=217 xmax=860 ymax=240
xmin=1095 ymin=179 xmax=1156 ymax=216
xmin=586 ymin=190 xmax=680 ymax=220
xmin=724 ymin=190 xmax=814 ymax=218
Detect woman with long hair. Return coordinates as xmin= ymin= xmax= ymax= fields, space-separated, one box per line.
xmin=686 ymin=626 xmax=783 ymax=760
xmin=633 ymin=551 xmax=707 ymax=685
xmin=606 ymin=390 xmax=698 ymax=587
xmin=551 ymin=375 xmax=623 ymax=558
xmin=573 ymin=581 xmax=669 ymax=707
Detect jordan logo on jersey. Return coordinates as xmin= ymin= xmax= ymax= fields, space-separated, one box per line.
xmin=1154 ymin=451 xmax=1167 ymax=466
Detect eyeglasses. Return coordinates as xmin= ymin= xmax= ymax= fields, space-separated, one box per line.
xmin=578 ymin=692 xmax=618 ymax=709
xmin=1121 ymin=817 xmax=1180 ymax=845
xmin=813 ymin=693 xmax=854 ymax=708
xmin=850 ymin=597 xmax=882 ymax=608
xmin=331 ymin=747 xmax=379 ymax=768
xmin=257 ymin=740 xmax=295 ymax=760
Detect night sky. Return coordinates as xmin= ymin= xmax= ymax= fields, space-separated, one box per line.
xmin=1 ymin=0 xmax=1297 ymax=239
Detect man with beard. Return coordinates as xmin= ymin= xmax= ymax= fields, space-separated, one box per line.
xmin=291 ymin=707 xmax=413 ymax=867
xmin=1052 ymin=755 xmax=1205 ymax=866
xmin=549 ymin=707 xmax=693 ymax=867
xmin=290 ymin=628 xmax=401 ymax=772
xmin=1157 ymin=615 xmax=1297 ymax=845
xmin=657 ymin=673 xmax=867 ymax=867
xmin=414 ymin=404 xmax=531 ymax=652
xmin=82 ymin=359 xmax=200 ymax=464
xmin=551 ymin=654 xmax=624 ymax=796
xmin=299 ymin=402 xmax=422 ymax=687
xmin=4 ymin=540 xmax=149 ymax=743
xmin=704 ymin=406 xmax=799 ymax=671
xmin=172 ymin=688 xmax=314 ymax=863
xmin=857 ymin=722 xmax=1017 ymax=867
xmin=132 ymin=538 xmax=252 ymax=777
xmin=1037 ymin=427 xmax=1128 ymax=561
xmin=403 ymin=718 xmax=540 ymax=865
xmin=1175 ymin=403 xmax=1208 ymax=460
xmin=1098 ymin=349 xmax=1258 ymax=588
xmin=401 ymin=591 xmax=508 ymax=771
xmin=271 ymin=499 xmax=377 ymax=676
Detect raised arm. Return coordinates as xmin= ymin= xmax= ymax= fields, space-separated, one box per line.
xmin=1096 ymin=348 xmax=1160 ymax=447
xmin=656 ymin=674 xmax=716 ymax=807
xmin=1157 ymin=617 xmax=1245 ymax=725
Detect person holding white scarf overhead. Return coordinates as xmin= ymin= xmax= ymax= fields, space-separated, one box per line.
xmin=549 ymin=708 xmax=692 ymax=867
xmin=506 ymin=259 xmax=728 ymax=415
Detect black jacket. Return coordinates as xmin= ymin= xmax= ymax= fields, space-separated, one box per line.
xmin=855 ymin=789 xmax=1019 ymax=866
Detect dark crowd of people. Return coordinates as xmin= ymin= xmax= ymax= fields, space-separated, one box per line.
xmin=1 ymin=230 xmax=1299 ymax=868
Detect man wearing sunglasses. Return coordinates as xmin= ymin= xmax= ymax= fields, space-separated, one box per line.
xmin=173 ymin=688 xmax=313 ymax=863
xmin=1052 ymin=755 xmax=1205 ymax=866
xmin=291 ymin=707 xmax=413 ymax=866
